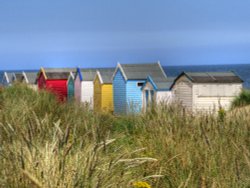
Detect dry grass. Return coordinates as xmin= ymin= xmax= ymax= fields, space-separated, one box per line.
xmin=0 ymin=84 xmax=249 ymax=187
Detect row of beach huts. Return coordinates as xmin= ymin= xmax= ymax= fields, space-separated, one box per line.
xmin=1 ymin=62 xmax=243 ymax=114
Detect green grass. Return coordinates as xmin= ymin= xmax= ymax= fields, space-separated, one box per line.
xmin=0 ymin=84 xmax=249 ymax=187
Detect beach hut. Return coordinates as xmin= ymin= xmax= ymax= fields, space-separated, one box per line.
xmin=141 ymin=75 xmax=175 ymax=111
xmin=74 ymin=68 xmax=99 ymax=107
xmin=12 ymin=73 xmax=23 ymax=83
xmin=112 ymin=62 xmax=166 ymax=114
xmin=22 ymin=71 xmax=38 ymax=90
xmin=2 ymin=72 xmax=13 ymax=86
xmin=170 ymin=72 xmax=243 ymax=112
xmin=67 ymin=72 xmax=75 ymax=101
xmin=94 ymin=68 xmax=115 ymax=112
xmin=37 ymin=68 xmax=75 ymax=101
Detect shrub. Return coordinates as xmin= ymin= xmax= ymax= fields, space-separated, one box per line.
xmin=232 ymin=89 xmax=250 ymax=108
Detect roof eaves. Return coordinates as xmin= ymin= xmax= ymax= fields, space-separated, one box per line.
xmin=22 ymin=71 xmax=29 ymax=83
xmin=183 ymin=72 xmax=195 ymax=82
xmin=4 ymin=72 xmax=10 ymax=83
xmin=148 ymin=76 xmax=158 ymax=90
xmin=231 ymin=70 xmax=244 ymax=83
xmin=141 ymin=76 xmax=158 ymax=91
xmin=40 ymin=67 xmax=47 ymax=80
xmin=112 ymin=63 xmax=128 ymax=81
xmin=158 ymin=88 xmax=171 ymax=91
xmin=158 ymin=61 xmax=168 ymax=79
xmin=12 ymin=73 xmax=16 ymax=81
xmin=118 ymin=63 xmax=128 ymax=81
xmin=67 ymin=72 xmax=75 ymax=84
xmin=96 ymin=71 xmax=103 ymax=84
xmin=169 ymin=72 xmax=188 ymax=90
xmin=77 ymin=67 xmax=83 ymax=81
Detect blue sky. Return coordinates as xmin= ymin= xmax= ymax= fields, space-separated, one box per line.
xmin=0 ymin=0 xmax=250 ymax=70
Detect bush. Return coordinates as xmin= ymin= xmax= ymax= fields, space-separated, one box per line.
xmin=232 ymin=89 xmax=250 ymax=108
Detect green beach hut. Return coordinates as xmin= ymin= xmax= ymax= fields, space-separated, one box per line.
xmin=67 ymin=72 xmax=75 ymax=101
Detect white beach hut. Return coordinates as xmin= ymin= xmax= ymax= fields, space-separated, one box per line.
xmin=171 ymin=72 xmax=243 ymax=112
xmin=74 ymin=68 xmax=99 ymax=107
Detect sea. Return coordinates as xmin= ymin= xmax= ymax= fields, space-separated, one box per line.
xmin=1 ymin=64 xmax=250 ymax=88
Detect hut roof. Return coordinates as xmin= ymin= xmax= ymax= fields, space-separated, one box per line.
xmin=114 ymin=62 xmax=167 ymax=81
xmin=79 ymin=68 xmax=99 ymax=81
xmin=67 ymin=72 xmax=75 ymax=84
xmin=77 ymin=68 xmax=115 ymax=82
xmin=39 ymin=67 xmax=75 ymax=80
xmin=170 ymin=71 xmax=243 ymax=89
xmin=183 ymin=72 xmax=243 ymax=83
xmin=143 ymin=73 xmax=176 ymax=91
xmin=43 ymin=68 xmax=75 ymax=73
xmin=97 ymin=68 xmax=116 ymax=84
xmin=23 ymin=72 xmax=38 ymax=84
xmin=46 ymin=72 xmax=70 ymax=80
xmin=4 ymin=72 xmax=12 ymax=83
xmin=152 ymin=77 xmax=176 ymax=90
xmin=13 ymin=73 xmax=23 ymax=82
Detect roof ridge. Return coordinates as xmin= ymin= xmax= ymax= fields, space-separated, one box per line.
xmin=120 ymin=62 xmax=158 ymax=66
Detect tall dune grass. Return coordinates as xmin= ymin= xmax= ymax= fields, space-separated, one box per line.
xmin=0 ymin=84 xmax=249 ymax=187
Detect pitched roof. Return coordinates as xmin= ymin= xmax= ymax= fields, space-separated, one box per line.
xmin=79 ymin=68 xmax=99 ymax=81
xmin=183 ymin=72 xmax=243 ymax=83
xmin=43 ymin=68 xmax=75 ymax=73
xmin=142 ymin=67 xmax=176 ymax=91
xmin=152 ymin=77 xmax=176 ymax=90
xmin=46 ymin=72 xmax=70 ymax=79
xmin=97 ymin=68 xmax=116 ymax=84
xmin=170 ymin=72 xmax=243 ymax=89
xmin=40 ymin=67 xmax=75 ymax=80
xmin=77 ymin=68 xmax=115 ymax=82
xmin=115 ymin=62 xmax=167 ymax=81
xmin=67 ymin=72 xmax=76 ymax=85
xmin=24 ymin=72 xmax=38 ymax=84
xmin=4 ymin=72 xmax=12 ymax=83
xmin=13 ymin=73 xmax=23 ymax=82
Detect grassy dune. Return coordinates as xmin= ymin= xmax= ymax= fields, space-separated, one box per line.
xmin=0 ymin=84 xmax=249 ymax=187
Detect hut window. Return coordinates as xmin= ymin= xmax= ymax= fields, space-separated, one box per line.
xmin=137 ymin=82 xmax=144 ymax=87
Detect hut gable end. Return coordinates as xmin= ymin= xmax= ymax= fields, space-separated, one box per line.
xmin=173 ymin=75 xmax=193 ymax=110
xmin=113 ymin=68 xmax=127 ymax=114
xmin=74 ymin=73 xmax=82 ymax=102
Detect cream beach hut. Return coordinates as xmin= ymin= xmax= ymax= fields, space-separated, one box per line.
xmin=171 ymin=72 xmax=243 ymax=112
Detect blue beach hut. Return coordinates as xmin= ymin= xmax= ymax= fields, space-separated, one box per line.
xmin=112 ymin=62 xmax=166 ymax=114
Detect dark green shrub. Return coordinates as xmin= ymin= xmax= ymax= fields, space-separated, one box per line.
xmin=232 ymin=89 xmax=250 ymax=108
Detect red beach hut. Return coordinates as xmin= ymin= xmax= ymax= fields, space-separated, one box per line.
xmin=37 ymin=68 xmax=75 ymax=101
